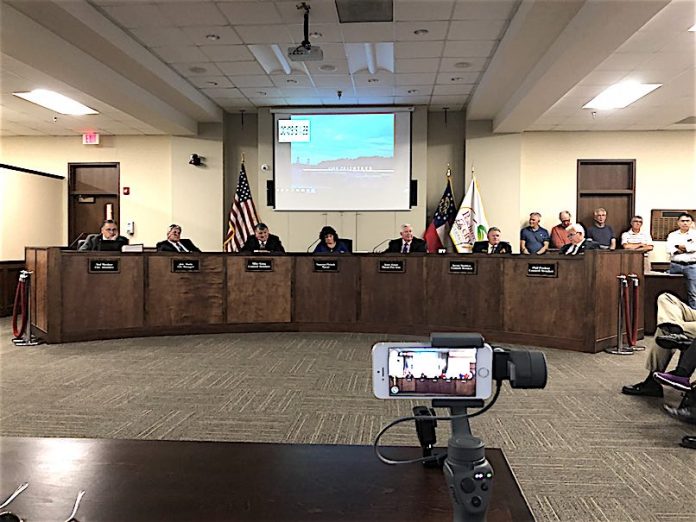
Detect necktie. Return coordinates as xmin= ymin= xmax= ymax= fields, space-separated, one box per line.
xmin=174 ymin=242 xmax=182 ymax=252
xmin=488 ymin=244 xmax=494 ymax=254
xmin=402 ymin=242 xmax=409 ymax=254
xmin=260 ymin=241 xmax=266 ymax=249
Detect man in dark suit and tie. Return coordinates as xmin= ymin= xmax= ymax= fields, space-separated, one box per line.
xmin=156 ymin=224 xmax=201 ymax=252
xmin=560 ymin=223 xmax=598 ymax=255
xmin=384 ymin=224 xmax=427 ymax=253
xmin=472 ymin=227 xmax=512 ymax=254
xmin=79 ymin=220 xmax=129 ymax=251
xmin=241 ymin=223 xmax=286 ymax=253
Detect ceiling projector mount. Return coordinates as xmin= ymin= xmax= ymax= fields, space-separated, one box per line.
xmin=288 ymin=2 xmax=324 ymax=61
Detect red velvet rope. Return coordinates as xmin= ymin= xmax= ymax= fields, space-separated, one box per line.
xmin=11 ymin=280 xmax=28 ymax=338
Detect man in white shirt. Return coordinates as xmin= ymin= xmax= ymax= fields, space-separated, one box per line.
xmin=621 ymin=215 xmax=654 ymax=252
xmin=667 ymin=213 xmax=696 ymax=309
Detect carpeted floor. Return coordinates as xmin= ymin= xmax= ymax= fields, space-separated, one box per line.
xmin=1 ymin=318 xmax=694 ymax=521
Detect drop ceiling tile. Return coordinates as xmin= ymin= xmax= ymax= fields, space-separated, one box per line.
xmin=641 ymin=52 xmax=695 ymax=72
xmin=304 ymin=61 xmax=351 ymax=75
xmin=578 ymin=70 xmax=628 ymax=86
xmin=617 ymin=31 xmax=667 ymax=54
xmin=447 ymin=20 xmax=506 ymax=40
xmin=270 ymin=75 xmax=314 ymax=88
xmin=394 ymin=0 xmax=455 ymax=21
xmin=249 ymin=97 xmax=287 ymax=106
xmin=438 ymin=57 xmax=487 ymax=72
xmin=341 ymin=23 xmax=395 ymax=43
xmin=433 ymin=84 xmax=472 ymax=96
xmin=238 ymin=86 xmax=284 ymax=98
xmin=189 ymin=76 xmax=235 ymax=89
xmin=218 ymin=2 xmax=282 ymax=25
xmin=443 ymin=40 xmax=496 ymax=57
xmin=429 ymin=103 xmax=463 ymax=111
xmin=285 ymin=97 xmax=324 ymax=106
xmin=435 ymin=71 xmax=479 ymax=84
xmin=181 ymin=26 xmax=243 ymax=45
xmin=152 ymin=46 xmax=209 ymax=63
xmin=199 ymin=45 xmax=253 ymax=61
xmin=320 ymin=97 xmax=359 ymax=105
xmin=171 ymin=62 xmax=223 ymax=77
xmin=625 ymin=70 xmax=685 ymax=84
xmin=201 ymin=87 xmax=246 ymax=98
xmin=218 ymin=61 xmax=267 ymax=76
xmin=312 ymin=75 xmax=354 ymax=89
xmin=276 ymin=0 xmax=339 ymax=23
xmin=130 ymin=27 xmax=195 ymax=47
xmin=395 ymin=72 xmax=437 ymax=85
xmin=287 ymin=23 xmax=343 ymax=44
xmin=394 ymin=41 xmax=444 ymax=59
xmin=396 ymin=58 xmax=440 ymax=73
xmin=394 ymin=96 xmax=431 ymax=105
xmin=395 ymin=21 xmax=449 ymax=41
xmin=315 ymin=87 xmax=356 ymax=98
xmin=160 ymin=2 xmax=227 ymax=27
xmin=430 ymin=94 xmax=469 ymax=104
xmin=394 ymin=85 xmax=433 ymax=96
xmin=354 ymin=86 xmax=395 ymax=97
xmin=102 ymin=4 xmax=173 ymax=29
xmin=353 ymin=73 xmax=395 ymax=87
xmin=596 ymin=52 xmax=647 ymax=72
xmin=452 ymin=0 xmax=518 ymax=21
xmin=235 ymin=25 xmax=294 ymax=43
xmin=356 ymin=96 xmax=395 ymax=105
xmin=228 ymin=75 xmax=275 ymax=88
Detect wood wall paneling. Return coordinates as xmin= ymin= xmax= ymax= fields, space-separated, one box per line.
xmin=591 ymin=252 xmax=623 ymax=346
xmin=0 ymin=260 xmax=24 ymax=317
xmin=146 ymin=256 xmax=225 ymax=326
xmin=226 ymin=256 xmax=292 ymax=323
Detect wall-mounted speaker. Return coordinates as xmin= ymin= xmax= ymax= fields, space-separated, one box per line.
xmin=410 ymin=180 xmax=418 ymax=207
xmin=266 ymin=180 xmax=275 ymax=207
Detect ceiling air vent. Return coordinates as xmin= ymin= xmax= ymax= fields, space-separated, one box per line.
xmin=335 ymin=0 xmax=393 ymax=23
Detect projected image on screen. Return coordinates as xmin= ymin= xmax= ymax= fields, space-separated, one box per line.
xmin=274 ymin=111 xmax=411 ymax=211
xmin=388 ymin=348 xmax=477 ymax=397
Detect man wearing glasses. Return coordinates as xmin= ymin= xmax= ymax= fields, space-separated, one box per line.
xmin=156 ymin=224 xmax=201 ymax=253
xmin=79 ymin=220 xmax=129 ymax=251
xmin=559 ymin=223 xmax=597 ymax=255
xmin=667 ymin=212 xmax=696 ymax=309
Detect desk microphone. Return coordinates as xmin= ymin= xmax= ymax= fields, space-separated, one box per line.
xmin=306 ymin=238 xmax=320 ymax=253
xmin=372 ymin=238 xmax=390 ymax=253
xmin=67 ymin=232 xmax=87 ymax=250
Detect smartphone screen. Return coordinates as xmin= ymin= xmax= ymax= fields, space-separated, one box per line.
xmin=387 ymin=347 xmax=480 ymax=397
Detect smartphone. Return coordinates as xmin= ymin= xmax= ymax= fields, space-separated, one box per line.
xmin=372 ymin=342 xmax=493 ymax=400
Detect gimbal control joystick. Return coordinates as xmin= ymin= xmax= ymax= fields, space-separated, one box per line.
xmin=443 ymin=435 xmax=493 ymax=522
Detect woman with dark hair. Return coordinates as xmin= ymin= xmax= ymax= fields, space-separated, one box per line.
xmin=313 ymin=226 xmax=350 ymax=253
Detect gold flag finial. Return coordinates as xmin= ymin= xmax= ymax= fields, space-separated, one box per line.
xmin=446 ymin=164 xmax=452 ymax=177
xmin=241 ymin=152 xmax=245 ymax=165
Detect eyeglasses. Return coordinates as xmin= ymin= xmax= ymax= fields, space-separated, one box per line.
xmin=0 ymin=485 xmax=85 ymax=522
xmin=0 ymin=482 xmax=28 ymax=522
xmin=567 ymin=232 xmax=577 ymax=238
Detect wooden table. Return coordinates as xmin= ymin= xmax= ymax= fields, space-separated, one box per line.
xmin=0 ymin=437 xmax=533 ymax=521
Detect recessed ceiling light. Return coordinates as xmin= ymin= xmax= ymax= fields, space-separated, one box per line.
xmin=450 ymin=77 xmax=463 ymax=82
xmin=206 ymin=34 xmax=221 ymax=41
xmin=367 ymin=78 xmax=379 ymax=83
xmin=256 ymin=91 xmax=267 ymax=96
xmin=407 ymin=89 xmax=418 ymax=94
xmin=413 ymin=29 xmax=429 ymax=35
xmin=13 ymin=89 xmax=98 ymax=115
xmin=454 ymin=61 xmax=472 ymax=69
xmin=309 ymin=31 xmax=323 ymax=39
xmin=286 ymin=79 xmax=298 ymax=84
xmin=206 ymin=81 xmax=219 ymax=86
xmin=319 ymin=64 xmax=336 ymax=72
xmin=583 ymin=81 xmax=662 ymax=110
xmin=189 ymin=66 xmax=207 ymax=74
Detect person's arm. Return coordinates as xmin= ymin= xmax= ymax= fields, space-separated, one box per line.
xmin=610 ymin=237 xmax=616 ymax=250
xmin=519 ymin=239 xmax=529 ymax=254
xmin=685 ymin=232 xmax=696 ymax=253
xmin=537 ymin=241 xmax=549 ymax=255
xmin=276 ymin=239 xmax=286 ymax=253
xmin=666 ymin=232 xmax=678 ymax=255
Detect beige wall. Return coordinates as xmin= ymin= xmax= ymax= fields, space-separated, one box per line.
xmin=1 ymin=134 xmax=223 ymax=259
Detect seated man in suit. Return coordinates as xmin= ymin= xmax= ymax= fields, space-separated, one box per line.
xmin=156 ymin=224 xmax=201 ymax=252
xmin=241 ymin=223 xmax=285 ymax=253
xmin=472 ymin=227 xmax=512 ymax=254
xmin=79 ymin=219 xmax=129 ymax=251
xmin=559 ymin=223 xmax=598 ymax=255
xmin=384 ymin=224 xmax=427 ymax=254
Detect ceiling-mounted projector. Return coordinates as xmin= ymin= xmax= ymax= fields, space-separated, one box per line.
xmin=288 ymin=2 xmax=323 ymax=62
xmin=288 ymin=45 xmax=323 ymax=61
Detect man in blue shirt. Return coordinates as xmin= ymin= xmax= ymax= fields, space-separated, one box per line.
xmin=586 ymin=207 xmax=616 ymax=250
xmin=520 ymin=212 xmax=550 ymax=255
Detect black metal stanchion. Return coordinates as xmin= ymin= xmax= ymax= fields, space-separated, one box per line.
xmin=605 ymin=275 xmax=634 ymax=355
xmin=627 ymin=274 xmax=645 ymax=351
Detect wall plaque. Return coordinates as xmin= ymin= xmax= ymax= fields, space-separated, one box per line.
xmin=379 ymin=260 xmax=405 ymax=273
xmin=313 ymin=260 xmax=339 ymax=272
xmin=449 ymin=261 xmax=477 ymax=274
xmin=527 ymin=263 xmax=558 ymax=278
xmin=246 ymin=259 xmax=274 ymax=272
xmin=88 ymin=259 xmax=119 ymax=273
xmin=172 ymin=259 xmax=200 ymax=273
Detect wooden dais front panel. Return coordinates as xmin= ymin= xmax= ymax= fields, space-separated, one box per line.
xmin=294 ymin=256 xmax=359 ymax=323
xmin=146 ymin=256 xmax=225 ymax=326
xmin=226 ymin=256 xmax=292 ymax=323
xmin=61 ymin=254 xmax=145 ymax=333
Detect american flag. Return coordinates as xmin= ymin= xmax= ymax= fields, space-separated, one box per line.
xmin=224 ymin=163 xmax=260 ymax=252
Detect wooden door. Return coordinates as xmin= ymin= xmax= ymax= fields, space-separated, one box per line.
xmin=68 ymin=163 xmax=120 ymax=246
xmin=577 ymin=160 xmax=635 ymax=237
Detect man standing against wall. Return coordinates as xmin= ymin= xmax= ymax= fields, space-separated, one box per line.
xmin=520 ymin=212 xmax=550 ymax=255
xmin=550 ymin=211 xmax=573 ymax=249
xmin=667 ymin=213 xmax=696 ymax=309
xmin=586 ymin=207 xmax=616 ymax=250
